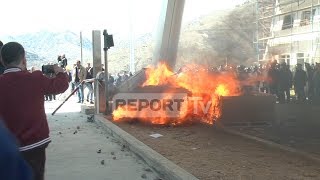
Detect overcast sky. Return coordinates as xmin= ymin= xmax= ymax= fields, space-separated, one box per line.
xmin=1 ymin=0 xmax=246 ymax=37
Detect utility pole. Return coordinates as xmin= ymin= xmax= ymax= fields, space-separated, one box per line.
xmin=129 ymin=0 xmax=135 ymax=73
xmin=80 ymin=31 xmax=83 ymax=64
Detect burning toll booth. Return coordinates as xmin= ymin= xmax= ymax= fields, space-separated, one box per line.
xmin=104 ymin=63 xmax=276 ymax=127
xmin=113 ymin=85 xmax=192 ymax=125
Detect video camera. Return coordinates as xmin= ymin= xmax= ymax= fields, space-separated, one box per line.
xmin=42 ymin=65 xmax=55 ymax=74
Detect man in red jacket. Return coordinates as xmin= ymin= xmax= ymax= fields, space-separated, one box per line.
xmin=0 ymin=42 xmax=69 ymax=180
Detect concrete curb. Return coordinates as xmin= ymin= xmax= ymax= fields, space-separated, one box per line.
xmin=217 ymin=124 xmax=320 ymax=165
xmin=95 ymin=115 xmax=199 ymax=180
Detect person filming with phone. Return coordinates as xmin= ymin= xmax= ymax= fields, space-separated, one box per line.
xmin=0 ymin=42 xmax=69 ymax=180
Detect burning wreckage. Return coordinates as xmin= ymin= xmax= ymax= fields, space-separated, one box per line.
xmin=108 ymin=63 xmax=276 ymax=126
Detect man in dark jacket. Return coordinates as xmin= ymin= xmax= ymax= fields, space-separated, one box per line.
xmin=267 ymin=61 xmax=280 ymax=97
xmin=0 ymin=42 xmax=69 ymax=180
xmin=294 ymin=64 xmax=307 ymax=102
xmin=278 ymin=63 xmax=292 ymax=103
xmin=85 ymin=63 xmax=94 ymax=104
xmin=305 ymin=63 xmax=315 ymax=101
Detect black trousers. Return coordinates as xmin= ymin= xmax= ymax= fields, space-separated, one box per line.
xmin=21 ymin=146 xmax=46 ymax=180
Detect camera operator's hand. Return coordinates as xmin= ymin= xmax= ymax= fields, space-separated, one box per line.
xmin=53 ymin=64 xmax=64 ymax=75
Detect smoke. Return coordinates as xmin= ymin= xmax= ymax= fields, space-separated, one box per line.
xmin=176 ymin=3 xmax=256 ymax=69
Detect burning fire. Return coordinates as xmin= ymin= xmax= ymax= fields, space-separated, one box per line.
xmin=113 ymin=62 xmax=241 ymax=125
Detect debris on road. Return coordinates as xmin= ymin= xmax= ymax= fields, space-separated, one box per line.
xmin=141 ymin=174 xmax=147 ymax=179
xmin=73 ymin=130 xmax=78 ymax=134
xmin=121 ymin=145 xmax=126 ymax=151
xmin=100 ymin=160 xmax=105 ymax=165
xmin=97 ymin=149 xmax=101 ymax=154
xmin=144 ymin=168 xmax=152 ymax=172
xmin=87 ymin=115 xmax=94 ymax=122
xmin=150 ymin=133 xmax=163 ymax=138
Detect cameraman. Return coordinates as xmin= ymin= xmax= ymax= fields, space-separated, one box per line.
xmin=0 ymin=42 xmax=69 ymax=180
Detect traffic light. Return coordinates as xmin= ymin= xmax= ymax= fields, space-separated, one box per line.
xmin=103 ymin=30 xmax=114 ymax=50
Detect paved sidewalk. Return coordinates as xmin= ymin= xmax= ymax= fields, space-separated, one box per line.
xmin=44 ymin=98 xmax=159 ymax=180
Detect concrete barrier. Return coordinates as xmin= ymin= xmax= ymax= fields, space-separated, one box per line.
xmin=275 ymin=104 xmax=320 ymax=126
xmin=220 ymin=95 xmax=276 ymax=126
xmin=81 ymin=104 xmax=95 ymax=115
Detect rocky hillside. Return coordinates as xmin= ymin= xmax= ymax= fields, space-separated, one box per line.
xmin=177 ymin=2 xmax=256 ymax=68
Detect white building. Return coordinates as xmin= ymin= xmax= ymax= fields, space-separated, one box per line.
xmin=262 ymin=0 xmax=320 ymax=69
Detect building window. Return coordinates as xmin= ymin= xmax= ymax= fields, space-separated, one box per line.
xmin=300 ymin=11 xmax=311 ymax=26
xmin=282 ymin=14 xmax=294 ymax=30
xmin=297 ymin=53 xmax=305 ymax=67
xmin=280 ymin=55 xmax=290 ymax=66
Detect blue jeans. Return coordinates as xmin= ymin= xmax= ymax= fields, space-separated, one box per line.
xmin=85 ymin=82 xmax=93 ymax=102
xmin=76 ymin=82 xmax=84 ymax=102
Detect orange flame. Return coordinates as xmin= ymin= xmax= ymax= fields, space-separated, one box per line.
xmin=113 ymin=62 xmax=241 ymax=125
xmin=142 ymin=63 xmax=175 ymax=86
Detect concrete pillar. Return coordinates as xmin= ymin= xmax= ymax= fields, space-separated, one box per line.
xmin=153 ymin=0 xmax=185 ymax=70
xmin=92 ymin=30 xmax=102 ymax=114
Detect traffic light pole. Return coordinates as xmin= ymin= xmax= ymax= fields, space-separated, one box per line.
xmin=103 ymin=30 xmax=110 ymax=114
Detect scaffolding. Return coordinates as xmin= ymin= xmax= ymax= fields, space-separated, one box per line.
xmin=256 ymin=0 xmax=320 ymax=66
xmin=255 ymin=0 xmax=276 ymax=62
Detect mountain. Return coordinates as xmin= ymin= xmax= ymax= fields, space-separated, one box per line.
xmin=0 ymin=31 xmax=92 ymax=69
xmin=0 ymin=30 xmax=152 ymax=73
xmin=17 ymin=30 xmax=92 ymax=61
xmin=0 ymin=3 xmax=255 ymax=73
xmin=25 ymin=51 xmax=46 ymax=68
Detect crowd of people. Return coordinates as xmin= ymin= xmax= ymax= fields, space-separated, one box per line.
xmin=41 ymin=56 xmax=133 ymax=105
xmin=40 ymin=55 xmax=95 ymax=104
xmin=68 ymin=61 xmax=94 ymax=104
xmin=206 ymin=61 xmax=320 ymax=104
xmin=109 ymin=71 xmax=133 ymax=86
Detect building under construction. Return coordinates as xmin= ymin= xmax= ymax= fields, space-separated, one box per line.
xmin=257 ymin=0 xmax=320 ymax=69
